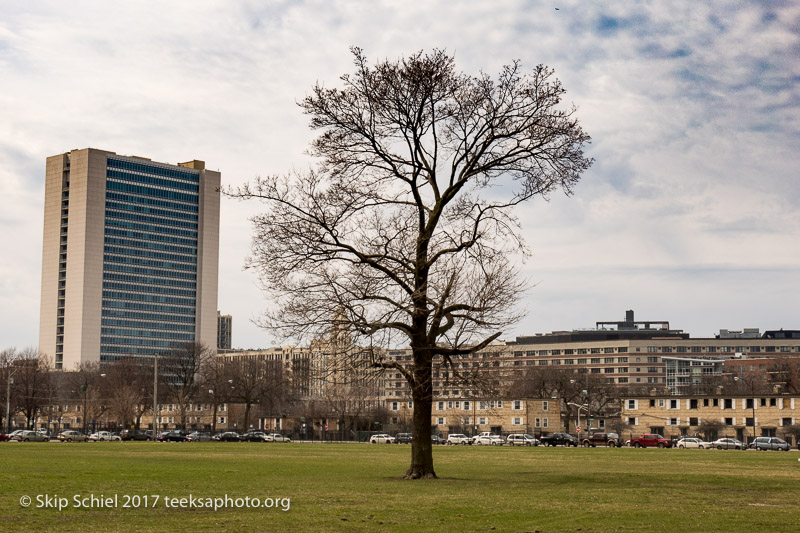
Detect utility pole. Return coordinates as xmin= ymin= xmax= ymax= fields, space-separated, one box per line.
xmin=152 ymin=354 xmax=158 ymax=440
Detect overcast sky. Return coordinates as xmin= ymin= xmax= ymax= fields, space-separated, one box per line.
xmin=1 ymin=1 xmax=798 ymax=351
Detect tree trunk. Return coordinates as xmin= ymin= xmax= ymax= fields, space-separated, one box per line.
xmin=404 ymin=359 xmax=436 ymax=479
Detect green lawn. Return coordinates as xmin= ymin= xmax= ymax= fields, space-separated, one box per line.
xmin=1 ymin=442 xmax=799 ymax=532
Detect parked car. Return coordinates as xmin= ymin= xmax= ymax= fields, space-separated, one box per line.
xmin=57 ymin=430 xmax=88 ymax=442
xmin=213 ymin=432 xmax=241 ymax=442
xmin=446 ymin=434 xmax=472 ymax=445
xmin=580 ymin=432 xmax=622 ymax=448
xmin=241 ymin=432 xmax=268 ymax=442
xmin=506 ymin=434 xmax=540 ymax=446
xmin=89 ymin=431 xmax=121 ymax=442
xmin=0 ymin=433 xmax=9 ymax=442
xmin=676 ymin=437 xmax=711 ymax=449
xmin=750 ymin=437 xmax=790 ymax=451
xmin=12 ymin=430 xmax=50 ymax=442
xmin=370 ymin=433 xmax=396 ymax=444
xmin=629 ymin=434 xmax=672 ymax=448
xmin=187 ymin=431 xmax=211 ymax=442
xmin=710 ymin=438 xmax=745 ymax=450
xmin=120 ymin=429 xmax=151 ymax=441
xmin=157 ymin=430 xmax=189 ymax=442
xmin=431 ymin=435 xmax=446 ymax=445
xmin=475 ymin=434 xmax=504 ymax=446
xmin=395 ymin=433 xmax=413 ymax=444
xmin=540 ymin=433 xmax=578 ymax=447
xmin=264 ymin=433 xmax=292 ymax=442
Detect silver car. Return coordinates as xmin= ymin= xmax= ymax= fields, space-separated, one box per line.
xmin=369 ymin=433 xmax=395 ymax=444
xmin=750 ymin=437 xmax=790 ymax=451
xmin=710 ymin=438 xmax=745 ymax=450
xmin=12 ymin=430 xmax=50 ymax=442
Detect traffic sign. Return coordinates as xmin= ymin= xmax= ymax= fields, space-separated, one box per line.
xmin=576 ymin=426 xmax=581 ymax=432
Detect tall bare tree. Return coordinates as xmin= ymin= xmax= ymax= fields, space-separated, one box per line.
xmin=103 ymin=357 xmax=151 ymax=429
xmin=162 ymin=342 xmax=213 ymax=430
xmin=231 ymin=48 xmax=592 ymax=477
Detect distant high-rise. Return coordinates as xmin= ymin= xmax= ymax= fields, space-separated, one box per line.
xmin=217 ymin=311 xmax=232 ymax=350
xmin=39 ymin=148 xmax=220 ymax=370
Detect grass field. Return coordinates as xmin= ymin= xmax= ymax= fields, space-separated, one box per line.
xmin=2 ymin=442 xmax=799 ymax=532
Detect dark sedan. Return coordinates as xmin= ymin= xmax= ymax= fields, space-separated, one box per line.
xmin=540 ymin=433 xmax=579 ymax=447
xmin=158 ymin=430 xmax=189 ymax=442
xmin=213 ymin=432 xmax=241 ymax=442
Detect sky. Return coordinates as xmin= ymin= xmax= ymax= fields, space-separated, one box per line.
xmin=1 ymin=0 xmax=798 ymax=351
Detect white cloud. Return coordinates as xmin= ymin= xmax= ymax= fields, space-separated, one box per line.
xmin=1 ymin=0 xmax=798 ymax=349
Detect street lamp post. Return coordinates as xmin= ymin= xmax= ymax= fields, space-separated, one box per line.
xmin=152 ymin=354 xmax=158 ymax=439
xmin=5 ymin=369 xmax=18 ymax=434
xmin=734 ymin=376 xmax=757 ymax=444
xmin=568 ymin=402 xmax=589 ymax=440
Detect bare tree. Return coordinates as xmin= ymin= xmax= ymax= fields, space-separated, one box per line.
xmin=226 ymin=356 xmax=285 ymax=432
xmin=66 ymin=362 xmax=106 ymax=434
xmin=230 ymin=48 xmax=591 ymax=478
xmin=103 ymin=357 xmax=151 ymax=429
xmin=162 ymin=342 xmax=213 ymax=430
xmin=11 ymin=348 xmax=51 ymax=430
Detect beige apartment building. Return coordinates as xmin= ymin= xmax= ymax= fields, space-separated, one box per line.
xmin=39 ymin=148 xmax=220 ymax=369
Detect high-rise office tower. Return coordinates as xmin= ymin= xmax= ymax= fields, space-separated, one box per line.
xmin=39 ymin=148 xmax=220 ymax=370
xmin=217 ymin=311 xmax=232 ymax=350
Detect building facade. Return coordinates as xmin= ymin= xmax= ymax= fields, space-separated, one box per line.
xmin=217 ymin=311 xmax=232 ymax=349
xmin=39 ymin=148 xmax=220 ymax=369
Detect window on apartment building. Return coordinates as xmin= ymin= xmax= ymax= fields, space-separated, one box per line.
xmin=770 ymin=398 xmax=777 ymax=407
xmin=703 ymin=399 xmax=709 ymax=407
xmin=676 ymin=346 xmax=687 ymax=353
xmin=647 ymin=346 xmax=658 ymax=353
xmin=454 ymin=401 xmax=460 ymax=409
xmin=689 ymin=417 xmax=698 ymax=426
xmin=690 ymin=399 xmax=698 ymax=409
xmin=577 ymin=358 xmax=587 ymax=364
xmin=512 ymin=400 xmax=522 ymax=410
xmin=534 ymin=418 xmax=541 ymax=428
xmin=218 ymin=417 xmax=226 ymax=424
xmin=745 ymin=418 xmax=755 ymax=427
xmin=551 ymin=350 xmax=562 ymax=355
xmin=647 ymin=367 xmax=658 ymax=373
xmin=543 ymin=418 xmax=549 ymax=428
xmin=618 ymin=357 xmax=628 ymax=363
xmin=619 ymin=367 xmax=628 ymax=373
xmin=724 ymin=417 xmax=733 ymax=425
xmin=564 ymin=349 xmax=574 ymax=355
xmin=746 ymin=399 xmax=754 ymax=409
xmin=564 ymin=359 xmax=574 ymax=365
xmin=538 ymin=360 xmax=548 ymax=366
xmin=662 ymin=347 xmax=672 ymax=353
xmin=590 ymin=348 xmax=600 ymax=354
xmin=627 ymin=399 xmax=638 ymax=410
xmin=591 ymin=358 xmax=601 ymax=364
xmin=552 ymin=360 xmax=562 ymax=365
xmin=577 ymin=349 xmax=587 ymax=354
xmin=618 ymin=377 xmax=629 ymax=383
xmin=668 ymin=418 xmax=678 ymax=426
xmin=591 ymin=368 xmax=601 ymax=374
xmin=447 ymin=401 xmax=453 ymax=409
xmin=391 ymin=402 xmax=399 ymax=411
xmin=463 ymin=401 xmax=471 ymax=411
xmin=538 ymin=350 xmax=548 ymax=356
xmin=618 ymin=347 xmax=628 ymax=353
xmin=707 ymin=346 xmax=717 ymax=353
xmin=219 ymin=404 xmax=226 ymax=412
xmin=604 ymin=368 xmax=614 ymax=374
xmin=647 ymin=356 xmax=659 ymax=363
xmin=512 ymin=417 xmax=523 ymax=426
xmin=542 ymin=401 xmax=548 ymax=411
xmin=479 ymin=417 xmax=487 ymax=425
xmin=628 ymin=417 xmax=638 ymax=426
xmin=478 ymin=401 xmax=487 ymax=410
xmin=649 ymin=399 xmax=656 ymax=407
xmin=723 ymin=399 xmax=733 ymax=409
xmin=437 ymin=417 xmax=446 ymax=425
xmin=782 ymin=418 xmax=793 ymax=427
xmin=669 ymin=399 xmax=678 ymax=409
xmin=408 ymin=401 xmax=413 ymax=409
xmin=759 ymin=398 xmax=767 ymax=407
xmin=647 ymin=378 xmax=659 ymax=383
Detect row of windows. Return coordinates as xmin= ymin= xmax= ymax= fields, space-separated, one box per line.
xmin=106 ymin=227 xmax=198 ymax=248
xmin=103 ymin=300 xmax=197 ymax=315
xmin=103 ymin=263 xmax=197 ymax=281
xmin=102 ymin=290 xmax=196 ymax=307
xmin=101 ymin=336 xmax=190 ymax=348
xmin=103 ymin=281 xmax=197 ymax=299
xmin=103 ymin=272 xmax=197 ymax=291
xmin=101 ymin=318 xmax=196 ymax=333
xmin=107 ymin=168 xmax=199 ymax=193
xmin=104 ymin=236 xmax=197 ymax=257
xmin=106 ymin=191 xmax=198 ymax=215
xmin=106 ymin=208 xmax=199 ymax=232
xmin=100 ymin=345 xmax=183 ymax=357
xmin=102 ymin=308 xmax=196 ymax=324
xmin=101 ymin=328 xmax=196 ymax=341
xmin=107 ymin=157 xmax=199 ymax=182
xmin=106 ymin=200 xmax=198 ymax=223
xmin=104 ymin=254 xmax=198 ymax=273
xmin=104 ymin=246 xmax=196 ymax=266
xmin=105 ymin=218 xmax=198 ymax=239
xmin=106 ymin=179 xmax=198 ymax=204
